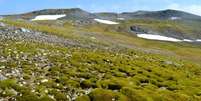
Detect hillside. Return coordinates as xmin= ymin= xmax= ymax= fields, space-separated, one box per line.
xmin=120 ymin=9 xmax=201 ymax=20
xmin=7 ymin=8 xmax=201 ymax=39
xmin=1 ymin=8 xmax=201 ymax=101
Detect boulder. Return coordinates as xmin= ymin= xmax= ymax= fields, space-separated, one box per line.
xmin=130 ymin=25 xmax=147 ymax=33
xmin=0 ymin=74 xmax=7 ymax=81
xmin=20 ymin=28 xmax=30 ymax=33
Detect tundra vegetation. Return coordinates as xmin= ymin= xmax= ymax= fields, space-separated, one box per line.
xmin=0 ymin=17 xmax=201 ymax=101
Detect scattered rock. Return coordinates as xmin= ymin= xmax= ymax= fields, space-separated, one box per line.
xmin=41 ymin=79 xmax=48 ymax=83
xmin=84 ymin=88 xmax=92 ymax=95
xmin=159 ymin=87 xmax=167 ymax=90
xmin=9 ymin=89 xmax=18 ymax=96
xmin=0 ymin=66 xmax=5 ymax=69
xmin=90 ymin=37 xmax=96 ymax=40
xmin=0 ymin=22 xmax=5 ymax=27
xmin=162 ymin=60 xmax=182 ymax=67
xmin=163 ymin=61 xmax=174 ymax=65
xmin=0 ymin=74 xmax=7 ymax=81
xmin=0 ymin=25 xmax=92 ymax=48
xmin=20 ymin=28 xmax=30 ymax=33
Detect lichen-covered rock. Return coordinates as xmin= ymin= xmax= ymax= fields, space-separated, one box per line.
xmin=0 ymin=74 xmax=7 ymax=81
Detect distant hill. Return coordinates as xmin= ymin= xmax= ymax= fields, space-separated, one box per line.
xmin=3 ymin=8 xmax=201 ymax=39
xmin=5 ymin=8 xmax=95 ymax=20
xmin=120 ymin=9 xmax=201 ymax=20
xmin=4 ymin=8 xmax=201 ymax=21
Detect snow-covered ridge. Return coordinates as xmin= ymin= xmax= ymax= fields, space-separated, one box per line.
xmin=137 ymin=34 xmax=201 ymax=42
xmin=31 ymin=14 xmax=66 ymax=21
xmin=94 ymin=19 xmax=119 ymax=25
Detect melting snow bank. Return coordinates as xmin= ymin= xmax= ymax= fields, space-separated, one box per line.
xmin=183 ymin=39 xmax=193 ymax=42
xmin=137 ymin=34 xmax=182 ymax=42
xmin=137 ymin=34 xmax=201 ymax=42
xmin=31 ymin=14 xmax=66 ymax=21
xmin=196 ymin=39 xmax=201 ymax=42
xmin=94 ymin=19 xmax=119 ymax=25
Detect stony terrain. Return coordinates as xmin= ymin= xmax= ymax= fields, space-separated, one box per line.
xmin=0 ymin=22 xmax=95 ymax=48
xmin=1 ymin=9 xmax=201 ymax=101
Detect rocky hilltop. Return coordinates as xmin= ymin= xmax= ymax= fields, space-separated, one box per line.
xmin=4 ymin=8 xmax=201 ymax=40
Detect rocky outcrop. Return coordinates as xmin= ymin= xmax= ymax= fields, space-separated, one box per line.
xmin=130 ymin=25 xmax=148 ymax=34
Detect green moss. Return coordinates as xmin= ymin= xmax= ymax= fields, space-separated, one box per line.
xmin=76 ymin=95 xmax=91 ymax=101
xmin=0 ymin=79 xmax=16 ymax=90
xmin=80 ymin=80 xmax=94 ymax=89
xmin=50 ymin=90 xmax=68 ymax=101
xmin=89 ymin=89 xmax=128 ymax=101
xmin=120 ymin=87 xmax=153 ymax=101
xmin=39 ymin=96 xmax=55 ymax=101
xmin=16 ymin=93 xmax=39 ymax=101
xmin=0 ymin=33 xmax=201 ymax=101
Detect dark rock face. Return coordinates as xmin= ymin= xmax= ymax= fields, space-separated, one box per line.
xmin=130 ymin=26 xmax=148 ymax=34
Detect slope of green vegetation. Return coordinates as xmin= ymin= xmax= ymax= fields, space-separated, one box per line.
xmin=121 ymin=19 xmax=201 ymax=37
xmin=2 ymin=19 xmax=76 ymax=39
xmin=1 ymin=39 xmax=201 ymax=101
xmin=3 ymin=19 xmax=201 ymax=64
xmin=1 ymin=18 xmax=201 ymax=100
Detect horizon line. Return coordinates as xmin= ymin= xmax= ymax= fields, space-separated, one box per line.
xmin=0 ymin=7 xmax=199 ymax=17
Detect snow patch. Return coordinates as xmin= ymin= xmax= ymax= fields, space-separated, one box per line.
xmin=31 ymin=14 xmax=66 ymax=21
xmin=117 ymin=18 xmax=125 ymax=20
xmin=196 ymin=39 xmax=201 ymax=42
xmin=94 ymin=19 xmax=119 ymax=25
xmin=137 ymin=34 xmax=201 ymax=43
xmin=170 ymin=17 xmax=181 ymax=20
xmin=183 ymin=39 xmax=194 ymax=42
xmin=137 ymin=34 xmax=182 ymax=42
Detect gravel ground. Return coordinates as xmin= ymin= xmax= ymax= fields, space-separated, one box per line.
xmin=0 ymin=22 xmax=98 ymax=48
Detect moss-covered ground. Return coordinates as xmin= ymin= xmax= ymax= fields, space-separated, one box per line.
xmin=1 ymin=19 xmax=201 ymax=101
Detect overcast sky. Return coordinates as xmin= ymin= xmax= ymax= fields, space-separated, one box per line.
xmin=0 ymin=0 xmax=201 ymax=16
